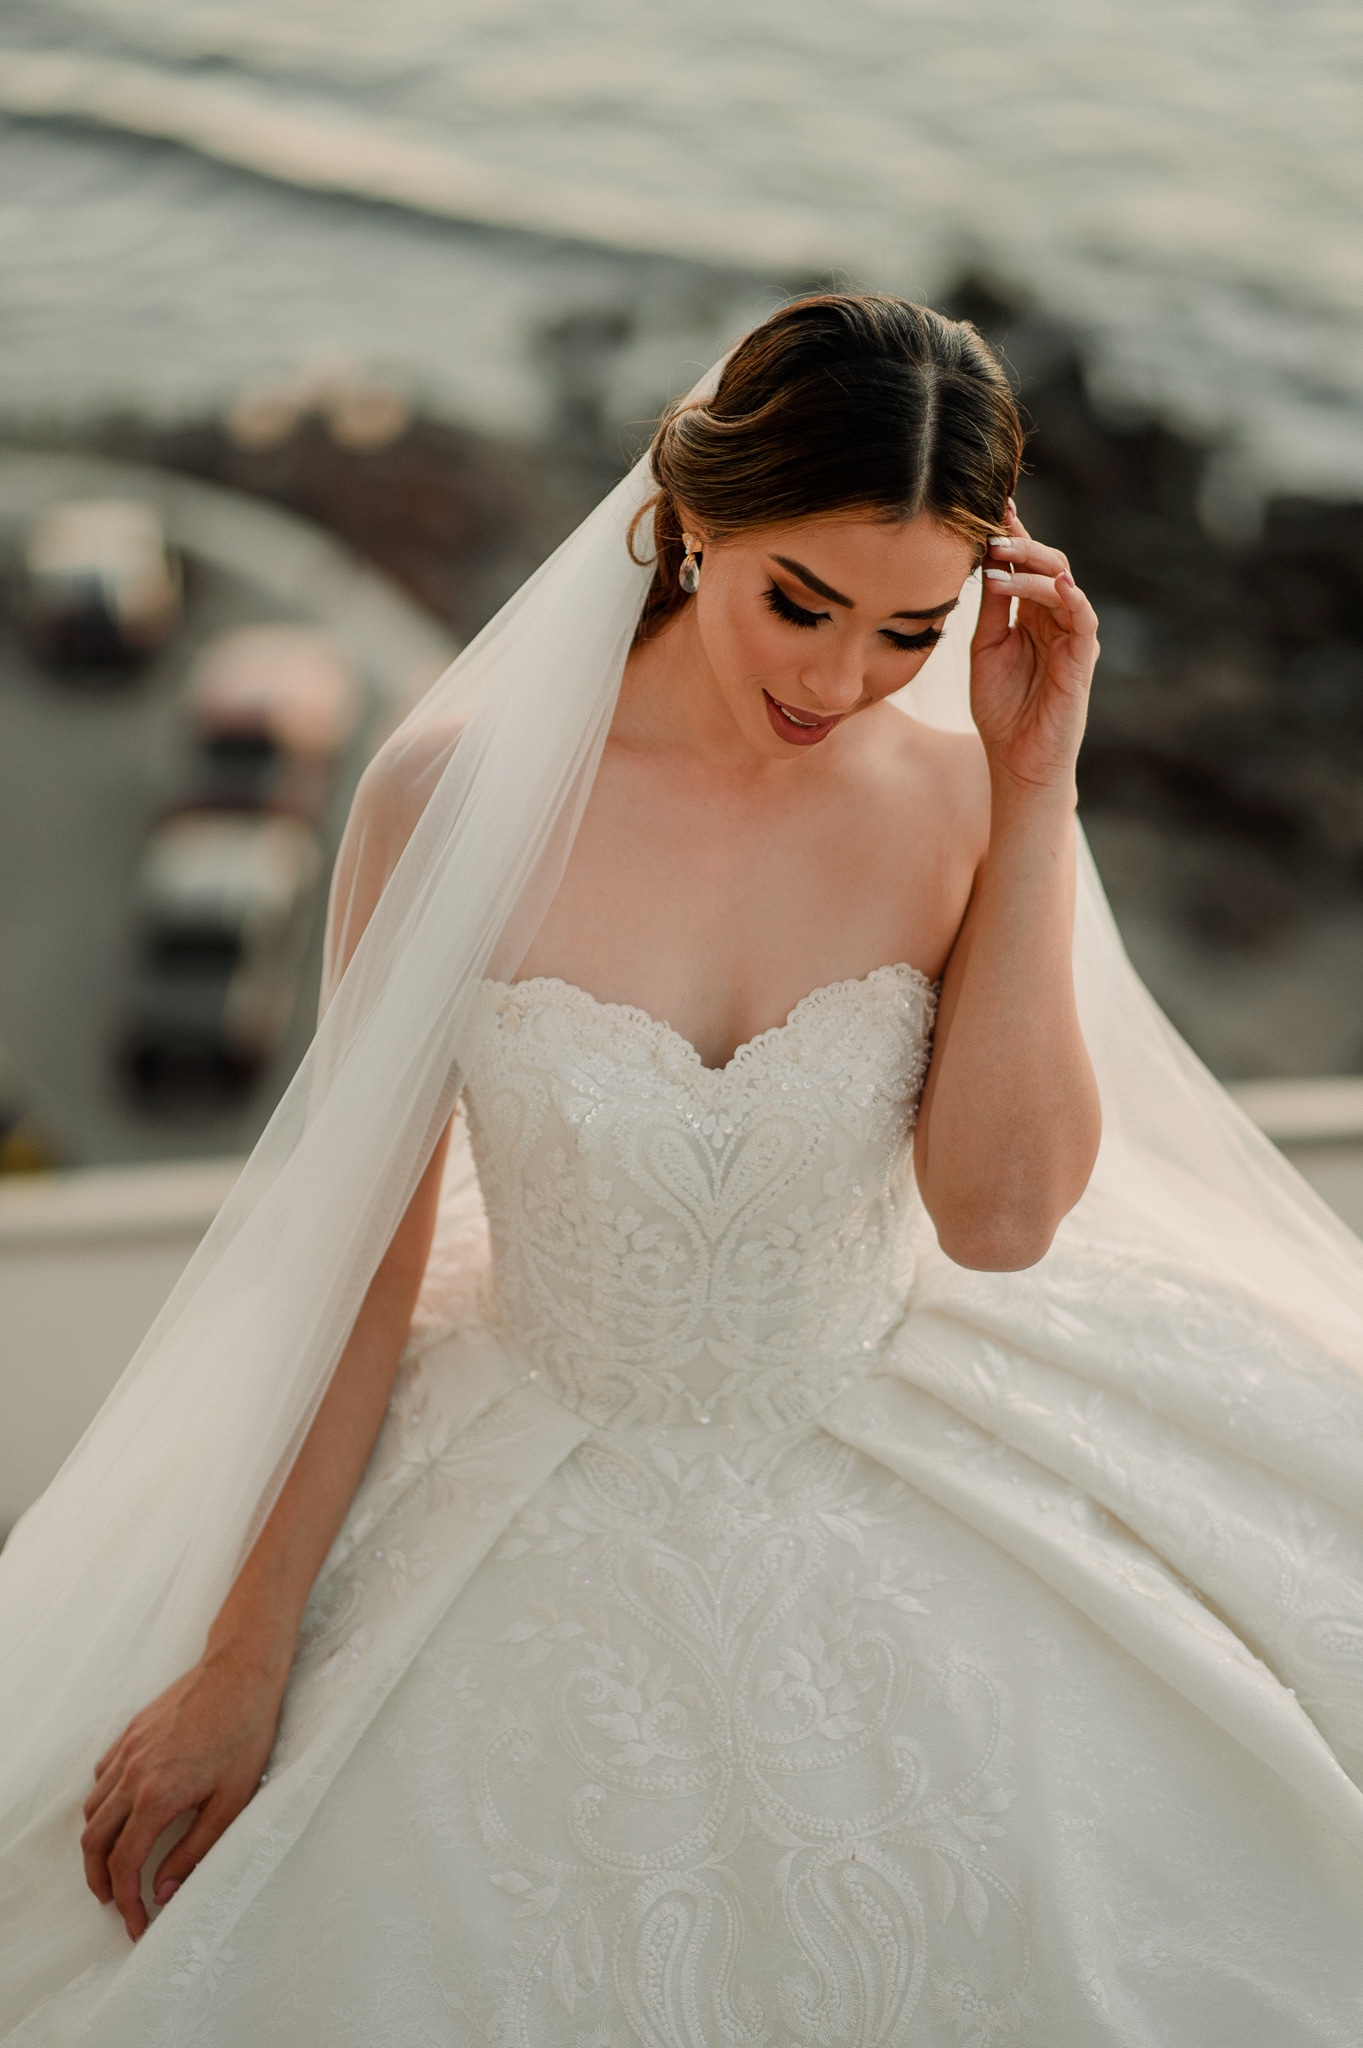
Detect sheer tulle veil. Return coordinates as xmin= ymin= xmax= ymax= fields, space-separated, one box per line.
xmin=3 ymin=350 xmax=1363 ymax=1977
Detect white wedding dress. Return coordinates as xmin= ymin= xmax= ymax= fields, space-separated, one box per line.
xmin=30 ymin=962 xmax=1363 ymax=2046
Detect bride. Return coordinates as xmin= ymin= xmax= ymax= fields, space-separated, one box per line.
xmin=2 ymin=294 xmax=1362 ymax=2044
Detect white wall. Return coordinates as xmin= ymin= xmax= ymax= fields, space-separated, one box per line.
xmin=0 ymin=1158 xmax=240 ymax=1533
xmin=1231 ymin=1076 xmax=1363 ymax=1237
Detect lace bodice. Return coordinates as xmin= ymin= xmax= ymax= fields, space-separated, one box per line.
xmin=462 ymin=965 xmax=937 ymax=1434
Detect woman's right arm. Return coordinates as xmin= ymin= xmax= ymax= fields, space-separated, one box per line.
xmin=80 ymin=720 xmax=472 ymax=1942
xmin=80 ymin=1118 xmax=451 ymax=1943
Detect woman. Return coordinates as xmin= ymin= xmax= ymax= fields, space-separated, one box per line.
xmin=3 ymin=295 xmax=1362 ymax=2044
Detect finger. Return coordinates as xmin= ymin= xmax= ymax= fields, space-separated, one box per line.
xmin=987 ymin=532 xmax=1070 ymax=579
xmin=152 ymin=1793 xmax=238 ymax=1907
xmin=81 ymin=1781 xmax=134 ymax=1905
xmin=1055 ymin=567 xmax=1100 ymax=638
xmin=977 ymin=502 xmax=1030 ymax=588
xmin=84 ymin=1739 xmax=135 ymax=1822
xmin=83 ymin=1771 xmax=116 ymax=1826
xmin=109 ymin=1793 xmax=184 ymax=1941
xmin=984 ymin=568 xmax=1096 ymax=630
xmin=92 ymin=1732 xmax=130 ymax=1786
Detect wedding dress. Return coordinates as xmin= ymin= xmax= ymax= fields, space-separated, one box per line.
xmin=3 ymin=357 xmax=1363 ymax=2042
xmin=15 ymin=960 xmax=1361 ymax=2044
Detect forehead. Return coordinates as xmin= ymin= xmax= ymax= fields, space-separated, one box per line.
xmin=739 ymin=513 xmax=975 ymax=602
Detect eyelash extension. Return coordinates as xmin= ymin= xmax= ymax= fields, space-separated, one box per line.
xmin=763 ymin=580 xmax=943 ymax=653
xmin=763 ymin=581 xmax=827 ymax=630
xmin=881 ymin=624 xmax=943 ymax=652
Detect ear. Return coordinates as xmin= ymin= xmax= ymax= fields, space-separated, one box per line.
xmin=674 ymin=505 xmax=709 ymax=550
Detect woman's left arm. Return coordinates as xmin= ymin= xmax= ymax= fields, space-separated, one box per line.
xmin=913 ymin=505 xmax=1102 ymax=1271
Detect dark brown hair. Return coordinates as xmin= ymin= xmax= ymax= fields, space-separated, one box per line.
xmin=630 ymin=292 xmax=1023 ymax=642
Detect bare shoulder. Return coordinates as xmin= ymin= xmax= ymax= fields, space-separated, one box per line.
xmin=863 ymin=707 xmax=990 ymax=853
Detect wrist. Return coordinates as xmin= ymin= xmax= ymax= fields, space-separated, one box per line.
xmin=204 ymin=1614 xmax=297 ymax=1695
xmin=986 ymin=758 xmax=1078 ymax=816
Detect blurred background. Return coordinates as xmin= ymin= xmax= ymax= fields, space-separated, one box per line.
xmin=1 ymin=0 xmax=1362 ymax=1520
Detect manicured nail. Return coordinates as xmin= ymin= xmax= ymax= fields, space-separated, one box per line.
xmin=988 ymin=536 xmax=1013 ymax=550
xmin=1057 ymin=569 xmax=1074 ymax=588
xmin=154 ymin=1879 xmax=179 ymax=1905
xmin=984 ymin=568 xmax=1014 ymax=581
xmin=1007 ymin=496 xmax=1017 ymax=514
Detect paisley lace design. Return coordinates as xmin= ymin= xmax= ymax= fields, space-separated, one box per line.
xmin=462 ymin=967 xmax=936 ymax=1434
xmin=468 ymin=1423 xmax=1031 ymax=2048
xmin=444 ymin=970 xmax=1034 ymax=2041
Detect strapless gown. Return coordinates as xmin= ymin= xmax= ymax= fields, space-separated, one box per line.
xmin=20 ymin=968 xmax=1363 ymax=2045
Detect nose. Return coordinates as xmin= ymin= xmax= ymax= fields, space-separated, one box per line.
xmin=803 ymin=640 xmax=866 ymax=713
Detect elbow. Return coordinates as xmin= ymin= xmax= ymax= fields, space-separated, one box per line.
xmin=927 ymin=1179 xmax=1086 ymax=1270
xmin=934 ymin=1215 xmax=1060 ymax=1273
xmin=920 ymin=1117 xmax=1101 ymax=1273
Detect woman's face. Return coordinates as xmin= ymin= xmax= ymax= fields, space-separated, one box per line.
xmin=685 ymin=512 xmax=977 ymax=757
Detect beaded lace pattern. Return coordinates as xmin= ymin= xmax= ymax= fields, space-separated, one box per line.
xmin=463 ymin=965 xmax=938 ymax=1436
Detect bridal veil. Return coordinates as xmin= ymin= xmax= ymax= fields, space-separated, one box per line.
xmin=2 ymin=352 xmax=1362 ymax=2017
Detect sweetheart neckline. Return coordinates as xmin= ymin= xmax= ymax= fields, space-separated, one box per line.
xmin=483 ymin=961 xmax=937 ymax=1078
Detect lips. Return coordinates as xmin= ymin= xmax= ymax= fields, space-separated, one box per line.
xmin=762 ymin=690 xmax=842 ymax=747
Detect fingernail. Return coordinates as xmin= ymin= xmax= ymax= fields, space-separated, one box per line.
xmin=154 ymin=1879 xmax=179 ymax=1905
xmin=984 ymin=568 xmax=1014 ymax=581
xmin=988 ymin=536 xmax=1013 ymax=551
xmin=1007 ymin=496 xmax=1017 ymax=514
xmin=1057 ymin=569 xmax=1074 ymax=588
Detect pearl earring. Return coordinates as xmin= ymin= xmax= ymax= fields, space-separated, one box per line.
xmin=678 ymin=534 xmax=701 ymax=594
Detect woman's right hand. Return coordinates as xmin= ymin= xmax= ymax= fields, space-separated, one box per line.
xmin=77 ymin=1120 xmax=456 ymax=1944
xmin=81 ymin=1648 xmax=285 ymax=1942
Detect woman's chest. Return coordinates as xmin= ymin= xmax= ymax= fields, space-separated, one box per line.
xmin=512 ymin=768 xmax=955 ymax=1072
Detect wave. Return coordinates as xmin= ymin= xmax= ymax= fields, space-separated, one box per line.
xmin=3 ymin=36 xmax=1361 ymax=513
xmin=0 ymin=45 xmax=852 ymax=276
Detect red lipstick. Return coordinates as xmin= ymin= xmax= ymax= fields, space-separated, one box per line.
xmin=762 ymin=690 xmax=842 ymax=747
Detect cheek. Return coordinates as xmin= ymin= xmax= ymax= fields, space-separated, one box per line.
xmin=701 ymin=587 xmax=801 ymax=687
xmin=867 ymin=643 xmax=939 ymax=701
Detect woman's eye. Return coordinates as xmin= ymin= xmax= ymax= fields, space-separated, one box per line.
xmin=881 ymin=626 xmax=942 ymax=652
xmin=762 ymin=580 xmax=941 ymax=652
xmin=763 ymin=582 xmax=827 ymax=631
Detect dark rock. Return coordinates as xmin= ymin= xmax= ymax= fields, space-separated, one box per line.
xmin=948 ymin=278 xmax=1363 ymax=959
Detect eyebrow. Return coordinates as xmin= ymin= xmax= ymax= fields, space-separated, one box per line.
xmin=771 ymin=554 xmax=960 ymax=622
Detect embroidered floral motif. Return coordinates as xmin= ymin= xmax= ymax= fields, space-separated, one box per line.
xmin=475 ymin=1429 xmax=1029 ymax=2046
xmin=463 ymin=967 xmax=936 ymax=1434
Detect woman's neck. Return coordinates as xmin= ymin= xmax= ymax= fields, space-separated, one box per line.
xmin=615 ymin=610 xmax=776 ymax=772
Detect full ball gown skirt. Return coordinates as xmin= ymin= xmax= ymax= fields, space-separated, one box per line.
xmin=12 ymin=966 xmax=1363 ymax=2045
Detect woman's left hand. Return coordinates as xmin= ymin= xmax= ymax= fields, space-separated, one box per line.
xmin=969 ymin=502 xmax=1099 ymax=796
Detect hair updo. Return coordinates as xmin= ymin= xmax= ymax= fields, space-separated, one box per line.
xmin=630 ymin=292 xmax=1023 ymax=642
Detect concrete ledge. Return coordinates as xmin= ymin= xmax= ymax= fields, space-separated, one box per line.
xmin=0 ymin=1155 xmax=243 ymax=1530
xmin=0 ymin=1155 xmax=242 ymax=1248
xmin=1228 ymin=1076 xmax=1363 ymax=1146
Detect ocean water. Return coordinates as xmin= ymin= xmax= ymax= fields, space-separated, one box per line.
xmin=0 ymin=0 xmax=1360 ymax=509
